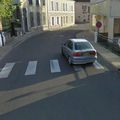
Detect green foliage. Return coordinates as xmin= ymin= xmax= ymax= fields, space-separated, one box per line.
xmin=0 ymin=0 xmax=16 ymax=19
xmin=0 ymin=0 xmax=22 ymax=30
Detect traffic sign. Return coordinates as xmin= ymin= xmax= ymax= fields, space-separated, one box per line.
xmin=96 ymin=21 xmax=102 ymax=28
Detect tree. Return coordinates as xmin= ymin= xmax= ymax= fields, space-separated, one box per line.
xmin=0 ymin=0 xmax=20 ymax=36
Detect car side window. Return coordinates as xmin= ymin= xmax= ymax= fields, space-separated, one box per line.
xmin=67 ymin=41 xmax=73 ymax=50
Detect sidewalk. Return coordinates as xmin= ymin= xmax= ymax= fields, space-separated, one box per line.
xmin=76 ymin=31 xmax=120 ymax=70
xmin=0 ymin=30 xmax=44 ymax=60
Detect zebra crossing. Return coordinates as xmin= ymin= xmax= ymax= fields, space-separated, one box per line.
xmin=25 ymin=61 xmax=37 ymax=75
xmin=0 ymin=59 xmax=105 ymax=79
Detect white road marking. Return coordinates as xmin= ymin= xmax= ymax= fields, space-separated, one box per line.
xmin=73 ymin=65 xmax=84 ymax=72
xmin=0 ymin=63 xmax=15 ymax=79
xmin=50 ymin=60 xmax=61 ymax=73
xmin=73 ymin=65 xmax=87 ymax=79
xmin=25 ymin=61 xmax=37 ymax=75
xmin=93 ymin=61 xmax=104 ymax=69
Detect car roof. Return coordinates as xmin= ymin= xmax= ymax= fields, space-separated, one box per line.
xmin=69 ymin=38 xmax=88 ymax=43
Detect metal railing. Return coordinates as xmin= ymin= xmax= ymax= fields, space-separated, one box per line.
xmin=97 ymin=33 xmax=120 ymax=56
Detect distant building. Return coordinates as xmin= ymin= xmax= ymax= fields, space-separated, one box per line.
xmin=75 ymin=0 xmax=90 ymax=24
xmin=42 ymin=0 xmax=75 ymax=30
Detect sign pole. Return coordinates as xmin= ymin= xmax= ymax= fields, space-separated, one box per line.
xmin=96 ymin=21 xmax=102 ymax=43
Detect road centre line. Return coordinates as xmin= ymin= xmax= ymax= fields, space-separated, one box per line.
xmin=0 ymin=63 xmax=15 ymax=79
xmin=50 ymin=60 xmax=61 ymax=73
xmin=25 ymin=61 xmax=37 ymax=75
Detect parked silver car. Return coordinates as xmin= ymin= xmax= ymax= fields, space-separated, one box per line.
xmin=61 ymin=38 xmax=97 ymax=64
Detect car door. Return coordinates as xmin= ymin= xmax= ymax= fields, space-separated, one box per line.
xmin=65 ymin=41 xmax=73 ymax=58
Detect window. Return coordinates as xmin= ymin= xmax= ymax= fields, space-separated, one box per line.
xmin=42 ymin=13 xmax=46 ymax=25
xmin=88 ymin=6 xmax=90 ymax=13
xmin=51 ymin=1 xmax=54 ymax=10
xmin=66 ymin=16 xmax=68 ymax=23
xmin=71 ymin=16 xmax=73 ymax=22
xmin=66 ymin=3 xmax=67 ymax=11
xmin=56 ymin=2 xmax=59 ymax=11
xmin=43 ymin=0 xmax=45 ymax=6
xmin=82 ymin=5 xmax=87 ymax=12
xmin=57 ymin=17 xmax=59 ymax=24
xmin=70 ymin=5 xmax=73 ymax=11
xmin=75 ymin=42 xmax=93 ymax=50
xmin=67 ymin=41 xmax=73 ymax=50
xmin=37 ymin=12 xmax=40 ymax=26
xmin=30 ymin=12 xmax=34 ymax=27
xmin=63 ymin=3 xmax=65 ymax=11
xmin=28 ymin=0 xmax=33 ymax=5
xmin=36 ymin=0 xmax=39 ymax=6
xmin=52 ymin=17 xmax=54 ymax=25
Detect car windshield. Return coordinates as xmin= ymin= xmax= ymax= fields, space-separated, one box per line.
xmin=75 ymin=42 xmax=93 ymax=50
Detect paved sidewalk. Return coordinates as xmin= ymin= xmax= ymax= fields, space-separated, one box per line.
xmin=76 ymin=31 xmax=120 ymax=70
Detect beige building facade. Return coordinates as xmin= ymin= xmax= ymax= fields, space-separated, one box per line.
xmin=19 ymin=0 xmax=42 ymax=33
xmin=18 ymin=0 xmax=75 ymax=32
xmin=43 ymin=0 xmax=75 ymax=30
xmin=90 ymin=0 xmax=120 ymax=42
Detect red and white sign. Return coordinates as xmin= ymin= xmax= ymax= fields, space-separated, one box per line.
xmin=96 ymin=21 xmax=102 ymax=28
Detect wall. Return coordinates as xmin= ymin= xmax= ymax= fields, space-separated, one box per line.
xmin=75 ymin=2 xmax=90 ymax=23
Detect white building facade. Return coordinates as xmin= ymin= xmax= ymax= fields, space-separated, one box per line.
xmin=90 ymin=0 xmax=120 ymax=41
xmin=44 ymin=0 xmax=75 ymax=30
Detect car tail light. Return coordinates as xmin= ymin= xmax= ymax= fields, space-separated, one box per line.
xmin=72 ymin=52 xmax=82 ymax=56
xmin=89 ymin=51 xmax=96 ymax=56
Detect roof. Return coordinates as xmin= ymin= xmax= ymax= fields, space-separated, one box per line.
xmin=70 ymin=38 xmax=88 ymax=42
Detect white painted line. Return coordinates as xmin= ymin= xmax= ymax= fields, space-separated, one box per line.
xmin=93 ymin=61 xmax=104 ymax=69
xmin=73 ymin=65 xmax=84 ymax=72
xmin=0 ymin=63 xmax=15 ymax=79
xmin=25 ymin=61 xmax=37 ymax=75
xmin=73 ymin=66 xmax=87 ymax=79
xmin=50 ymin=60 xmax=61 ymax=73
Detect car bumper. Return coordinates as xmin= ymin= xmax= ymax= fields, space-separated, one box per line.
xmin=71 ymin=56 xmax=97 ymax=64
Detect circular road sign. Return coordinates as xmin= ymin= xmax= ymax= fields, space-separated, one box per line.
xmin=96 ymin=21 xmax=102 ymax=28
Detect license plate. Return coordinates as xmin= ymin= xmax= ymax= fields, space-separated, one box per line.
xmin=83 ymin=52 xmax=90 ymax=56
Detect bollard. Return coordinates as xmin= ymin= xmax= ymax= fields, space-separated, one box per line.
xmin=94 ymin=31 xmax=98 ymax=43
xmin=0 ymin=32 xmax=6 ymax=47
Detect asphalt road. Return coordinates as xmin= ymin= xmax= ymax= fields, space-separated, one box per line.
xmin=0 ymin=28 xmax=120 ymax=120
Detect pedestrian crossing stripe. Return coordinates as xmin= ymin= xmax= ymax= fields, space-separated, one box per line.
xmin=93 ymin=61 xmax=104 ymax=69
xmin=50 ymin=59 xmax=61 ymax=73
xmin=0 ymin=60 xmax=105 ymax=79
xmin=0 ymin=63 xmax=15 ymax=79
xmin=25 ymin=61 xmax=37 ymax=75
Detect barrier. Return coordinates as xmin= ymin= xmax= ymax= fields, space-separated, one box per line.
xmin=0 ymin=32 xmax=6 ymax=47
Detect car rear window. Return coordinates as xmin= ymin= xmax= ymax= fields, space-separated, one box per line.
xmin=75 ymin=42 xmax=93 ymax=50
